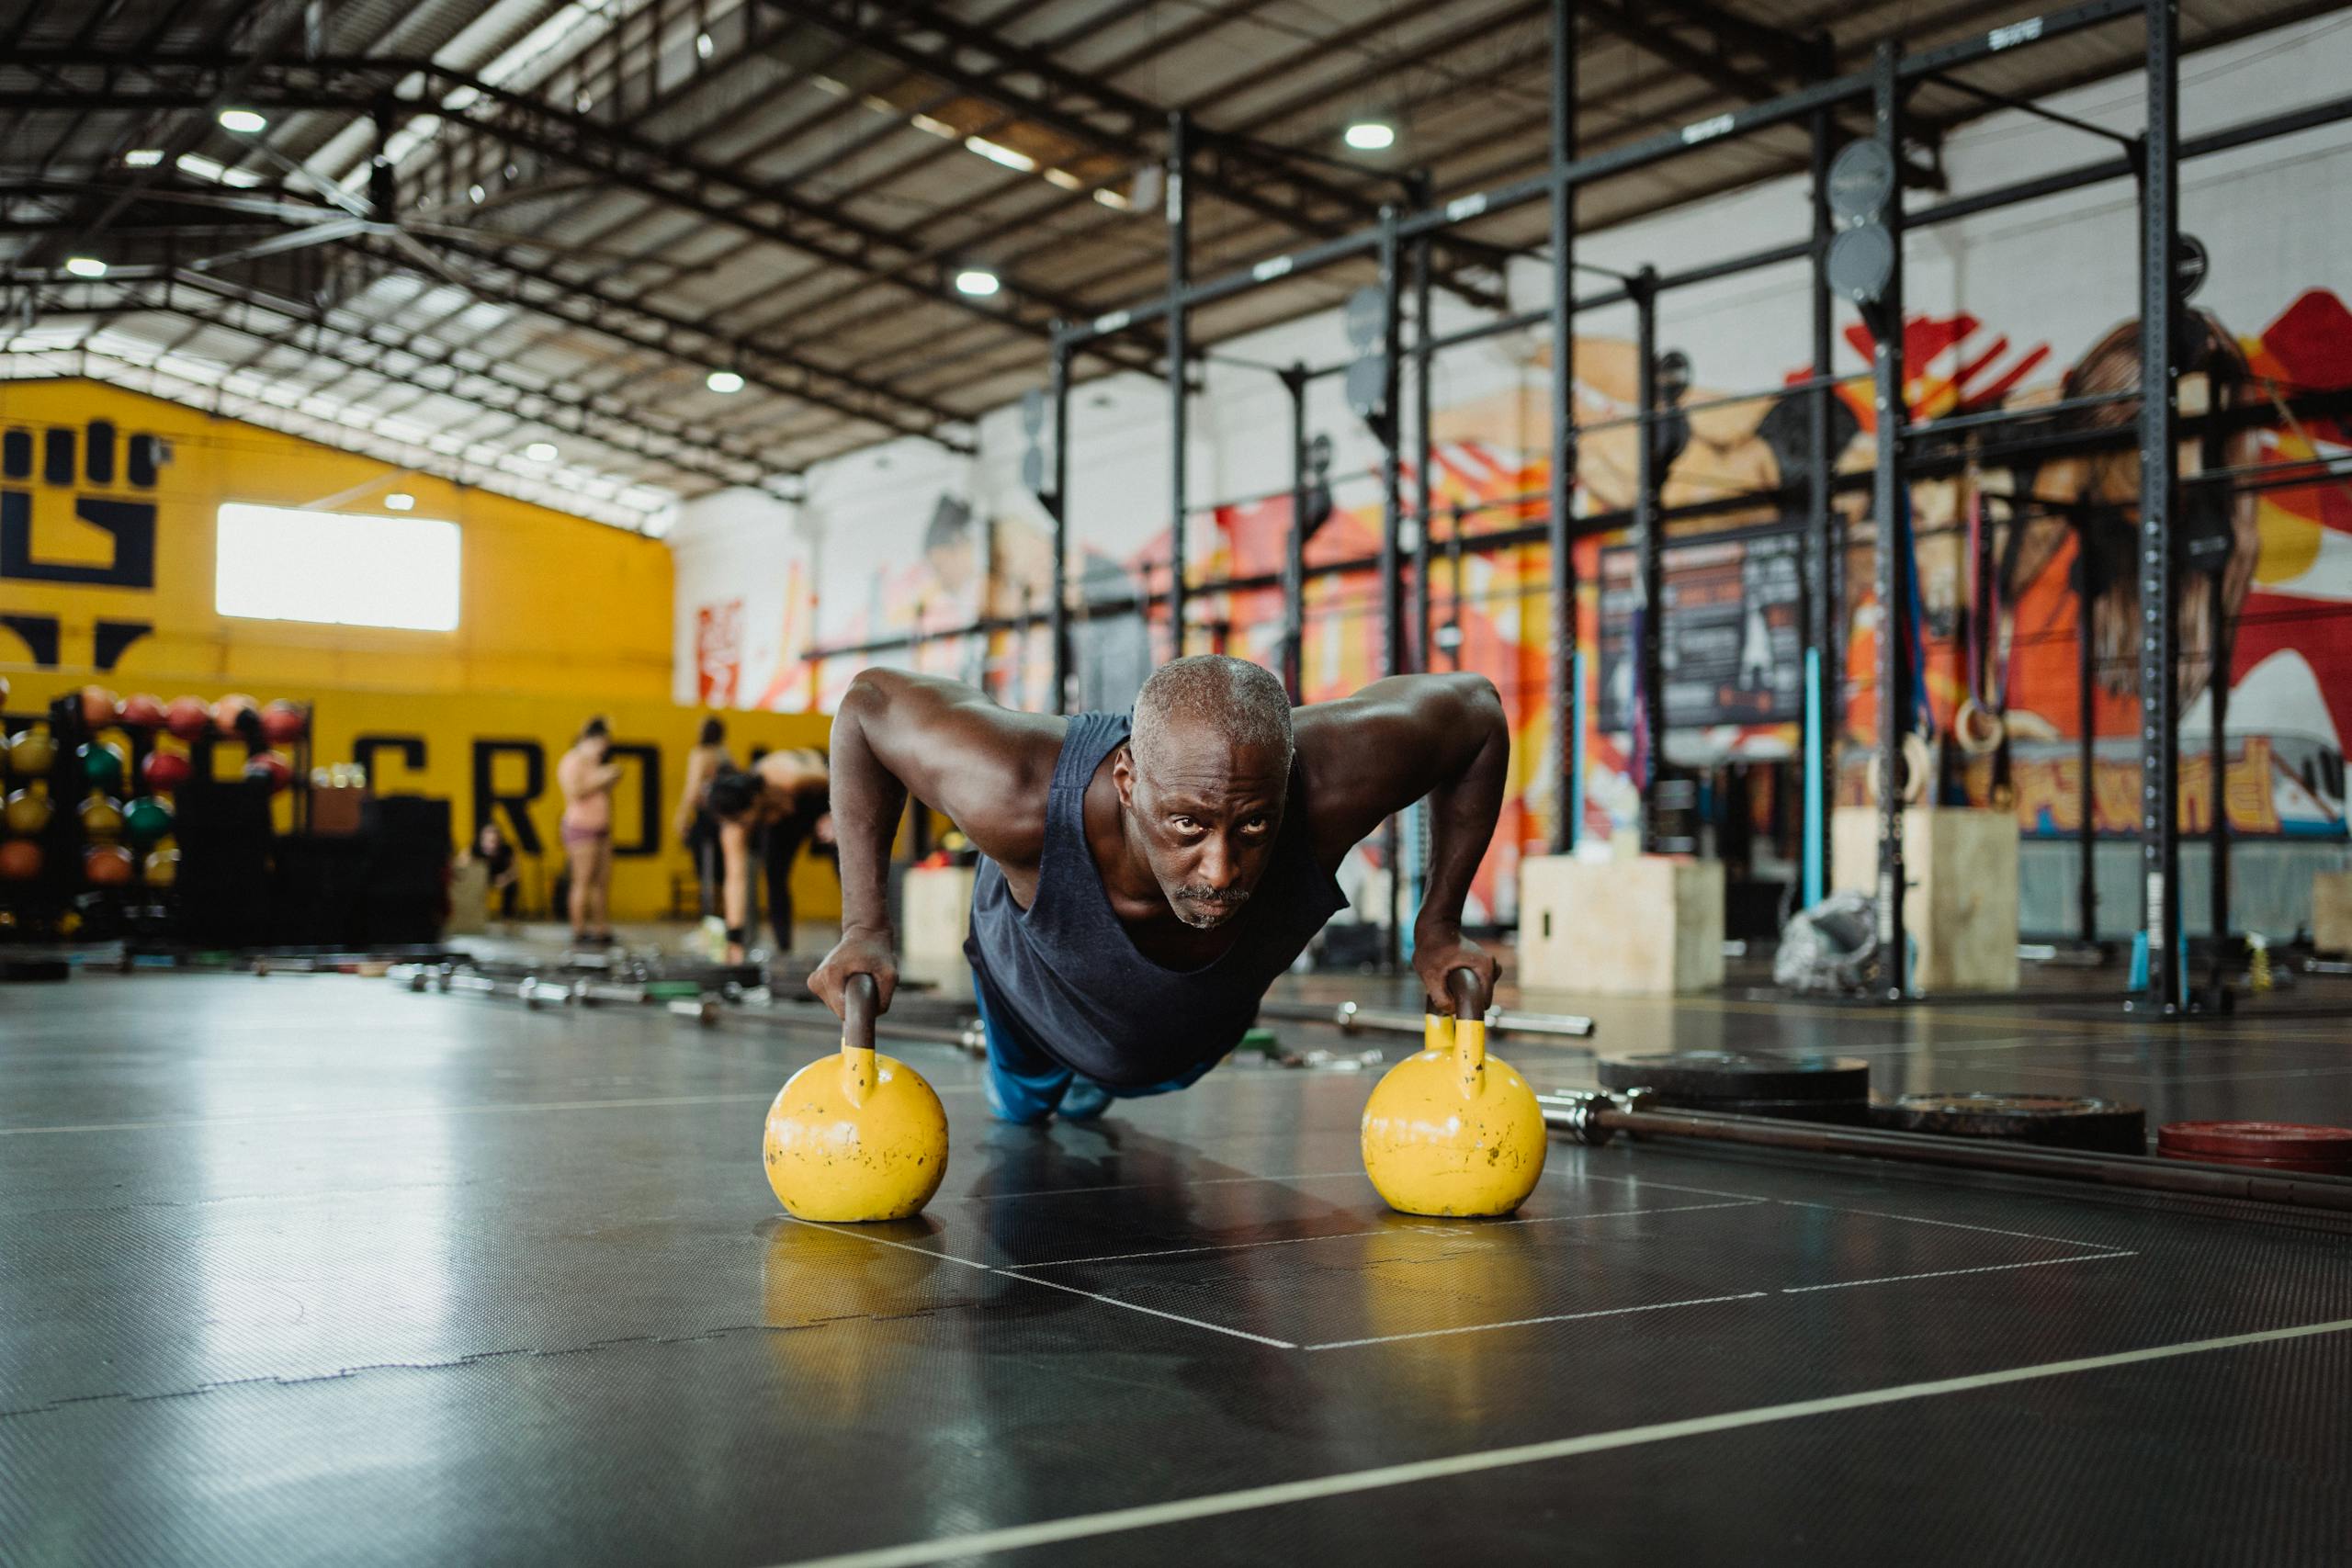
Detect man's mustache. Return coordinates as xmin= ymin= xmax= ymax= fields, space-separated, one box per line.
xmin=1174 ymin=886 xmax=1249 ymax=908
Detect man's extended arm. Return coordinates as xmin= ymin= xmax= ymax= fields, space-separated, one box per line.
xmin=1295 ymin=672 xmax=1510 ymax=1010
xmin=809 ymin=669 xmax=1060 ymax=1016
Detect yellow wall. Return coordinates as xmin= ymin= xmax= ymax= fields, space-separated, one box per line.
xmin=1 ymin=379 xmax=842 ymax=924
xmin=0 ymin=378 xmax=673 ymax=697
xmin=0 ymin=678 xmax=837 ymax=926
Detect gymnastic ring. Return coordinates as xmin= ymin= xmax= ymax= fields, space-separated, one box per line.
xmin=1868 ymin=732 xmax=1933 ymax=807
xmin=1952 ymin=697 xmax=2006 ymax=758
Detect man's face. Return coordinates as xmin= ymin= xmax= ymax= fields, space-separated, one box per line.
xmin=1114 ymin=724 xmax=1289 ymax=930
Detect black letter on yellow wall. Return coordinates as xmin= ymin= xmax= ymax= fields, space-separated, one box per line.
xmin=0 ymin=615 xmax=59 ymax=667
xmin=606 ymin=742 xmax=662 ymax=858
xmin=0 ymin=421 xmax=162 ymax=589
xmin=355 ymin=735 xmax=427 ymax=789
xmin=473 ymin=739 xmax=546 ymax=855
xmin=94 ymin=621 xmax=151 ymax=670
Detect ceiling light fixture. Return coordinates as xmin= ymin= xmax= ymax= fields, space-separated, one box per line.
xmin=954 ymin=268 xmax=1001 ymax=298
xmin=123 ymin=149 xmax=164 ymax=167
xmin=218 ymin=107 xmax=267 ymax=135
xmin=1343 ymin=120 xmax=1396 ymax=152
xmin=965 ymin=136 xmax=1035 ymax=173
xmin=524 ymin=442 xmax=559 ymax=462
xmin=63 ymin=256 xmax=107 ymax=278
xmin=385 ymin=492 xmax=416 ymax=511
xmin=706 ymin=369 xmax=745 ymax=393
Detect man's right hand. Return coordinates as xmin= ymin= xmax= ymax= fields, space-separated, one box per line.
xmin=808 ymin=927 xmax=898 ymax=1018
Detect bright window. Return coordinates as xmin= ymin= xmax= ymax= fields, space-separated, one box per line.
xmin=216 ymin=503 xmax=461 ymax=631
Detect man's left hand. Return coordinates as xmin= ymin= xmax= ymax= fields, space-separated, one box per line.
xmin=1413 ymin=926 xmax=1498 ymax=1016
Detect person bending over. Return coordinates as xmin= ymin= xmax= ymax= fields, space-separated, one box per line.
xmin=675 ymin=716 xmax=734 ymax=918
xmin=556 ymin=716 xmax=623 ymax=946
xmin=707 ymin=748 xmax=835 ymax=962
xmin=808 ymin=655 xmax=1507 ymax=1124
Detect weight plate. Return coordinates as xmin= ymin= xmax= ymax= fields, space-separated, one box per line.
xmin=1826 ymin=224 xmax=1894 ymax=306
xmin=1877 ymin=1092 xmax=2146 ymax=1155
xmin=2156 ymin=1121 xmax=2352 ymax=1162
xmin=2154 ymin=1150 xmax=2352 ymax=1177
xmin=1827 ymin=138 xmax=1895 ymax=221
xmin=1021 ymin=445 xmax=1046 ymax=495
xmin=1598 ymin=1051 xmax=1871 ymax=1102
xmin=2174 ymin=232 xmax=2208 ymax=301
xmin=1019 ymin=387 xmax=1046 ymax=436
xmin=1344 ymin=354 xmax=1388 ymax=419
xmin=1343 ymin=286 xmax=1386 ymax=350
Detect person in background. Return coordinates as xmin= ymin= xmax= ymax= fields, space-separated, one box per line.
xmin=473 ymin=820 xmax=520 ymax=921
xmin=674 ymin=716 xmax=733 ymax=919
xmin=706 ymin=748 xmax=834 ymax=962
xmin=557 ymin=716 xmax=623 ymax=946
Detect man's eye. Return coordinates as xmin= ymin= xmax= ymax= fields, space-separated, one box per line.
xmin=1171 ymin=816 xmax=1199 ymax=831
xmin=1240 ymin=817 xmax=1271 ymax=834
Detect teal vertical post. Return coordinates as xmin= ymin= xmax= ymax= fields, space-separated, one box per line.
xmin=1567 ymin=647 xmax=1586 ymax=849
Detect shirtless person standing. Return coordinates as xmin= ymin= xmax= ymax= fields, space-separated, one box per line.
xmin=808 ymin=656 xmax=1507 ymax=1124
xmin=556 ymin=716 xmax=623 ymax=946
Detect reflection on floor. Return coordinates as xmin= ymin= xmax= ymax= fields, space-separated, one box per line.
xmin=6 ymin=967 xmax=2344 ymax=1565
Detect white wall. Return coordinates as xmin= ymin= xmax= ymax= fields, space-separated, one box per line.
xmin=676 ymin=13 xmax=2352 ymax=715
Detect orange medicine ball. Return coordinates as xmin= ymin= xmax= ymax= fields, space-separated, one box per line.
xmin=84 ymin=843 xmax=135 ymax=886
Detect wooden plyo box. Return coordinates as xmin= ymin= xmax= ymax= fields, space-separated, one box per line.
xmin=2313 ymin=869 xmax=2352 ymax=956
xmin=901 ymin=864 xmax=978 ymax=964
xmin=1832 ymin=806 xmax=2019 ymax=994
xmin=1517 ymin=854 xmax=1725 ymax=995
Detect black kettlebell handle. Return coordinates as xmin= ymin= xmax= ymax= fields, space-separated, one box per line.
xmin=1447 ymin=966 xmax=1490 ymax=1023
xmin=842 ymin=972 xmax=879 ymax=1050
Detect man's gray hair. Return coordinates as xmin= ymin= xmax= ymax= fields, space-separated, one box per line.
xmin=1130 ymin=655 xmax=1295 ymax=775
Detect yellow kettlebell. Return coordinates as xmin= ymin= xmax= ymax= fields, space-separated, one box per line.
xmin=1361 ymin=967 xmax=1547 ymax=1217
xmin=4 ymin=784 xmax=52 ymax=835
xmin=763 ymin=973 xmax=950 ymax=1223
xmin=7 ymin=725 xmax=57 ymax=778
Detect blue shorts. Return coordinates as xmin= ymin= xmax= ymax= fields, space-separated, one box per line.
xmin=970 ymin=971 xmax=1216 ymax=1124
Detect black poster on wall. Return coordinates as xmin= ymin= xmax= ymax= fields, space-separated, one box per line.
xmin=1598 ymin=527 xmax=1804 ymax=733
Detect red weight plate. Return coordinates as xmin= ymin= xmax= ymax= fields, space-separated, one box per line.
xmin=2156 ymin=1122 xmax=2352 ymax=1161
xmin=2154 ymin=1149 xmax=2352 ymax=1177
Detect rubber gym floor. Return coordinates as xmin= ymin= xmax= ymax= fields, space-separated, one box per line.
xmin=6 ymin=964 xmax=2350 ymax=1565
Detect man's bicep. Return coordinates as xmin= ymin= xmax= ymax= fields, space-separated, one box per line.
xmin=846 ymin=674 xmax=1056 ymax=864
xmin=1295 ymin=678 xmax=1489 ymax=860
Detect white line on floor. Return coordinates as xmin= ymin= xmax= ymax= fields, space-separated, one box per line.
xmin=1007 ymin=1199 xmax=1766 ymax=1269
xmin=759 ymin=1315 xmax=2352 ymax=1568
xmin=1780 ymin=1250 xmax=2138 ymax=1293
xmin=1559 ymin=1170 xmax=1773 ymax=1202
xmin=1774 ymin=1200 xmax=2120 ymax=1253
xmin=1302 ymin=1290 xmax=1771 ymax=1351
xmin=1009 ymin=1273 xmax=1300 ymax=1349
xmin=784 ymin=1216 xmax=1301 ymax=1348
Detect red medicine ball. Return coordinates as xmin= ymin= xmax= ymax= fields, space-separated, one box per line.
xmin=141 ymin=749 xmax=193 ymax=794
xmin=164 ymin=696 xmax=211 ymax=741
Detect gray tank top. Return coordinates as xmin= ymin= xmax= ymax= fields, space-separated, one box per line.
xmin=964 ymin=711 xmax=1348 ymax=1088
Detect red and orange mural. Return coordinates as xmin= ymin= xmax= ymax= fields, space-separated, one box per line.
xmin=701 ymin=286 xmax=2352 ymax=922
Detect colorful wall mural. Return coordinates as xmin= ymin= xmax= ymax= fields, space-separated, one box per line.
xmin=682 ymin=282 xmax=2352 ymax=927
